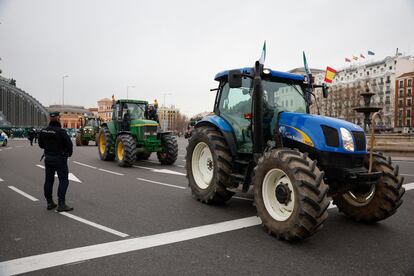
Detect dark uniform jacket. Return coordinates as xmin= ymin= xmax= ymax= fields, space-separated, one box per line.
xmin=39 ymin=121 xmax=73 ymax=157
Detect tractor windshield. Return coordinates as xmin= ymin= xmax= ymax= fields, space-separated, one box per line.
xmin=85 ymin=118 xmax=98 ymax=127
xmin=262 ymin=80 xmax=307 ymax=114
xmin=124 ymin=103 xmax=146 ymax=119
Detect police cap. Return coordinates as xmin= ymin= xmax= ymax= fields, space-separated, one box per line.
xmin=49 ymin=111 xmax=60 ymax=117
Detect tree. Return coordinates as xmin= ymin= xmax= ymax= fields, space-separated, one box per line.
xmin=175 ymin=112 xmax=189 ymax=133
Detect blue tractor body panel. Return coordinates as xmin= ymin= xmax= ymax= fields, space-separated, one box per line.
xmin=278 ymin=112 xmax=366 ymax=154
xmin=214 ymin=67 xmax=305 ymax=82
xmin=197 ymin=115 xmax=233 ymax=133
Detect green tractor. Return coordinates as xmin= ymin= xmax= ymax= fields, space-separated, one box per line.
xmin=76 ymin=115 xmax=101 ymax=146
xmin=98 ymin=99 xmax=178 ymax=167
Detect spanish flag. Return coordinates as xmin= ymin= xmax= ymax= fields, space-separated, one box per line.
xmin=324 ymin=67 xmax=337 ymax=83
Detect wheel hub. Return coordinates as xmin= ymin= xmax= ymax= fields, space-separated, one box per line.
xmin=275 ymin=183 xmax=292 ymax=205
xmin=207 ymin=159 xmax=213 ymax=171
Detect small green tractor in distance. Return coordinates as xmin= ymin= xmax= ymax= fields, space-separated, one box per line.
xmin=76 ymin=115 xmax=101 ymax=146
xmin=186 ymin=55 xmax=405 ymax=241
xmin=98 ymin=99 xmax=178 ymax=167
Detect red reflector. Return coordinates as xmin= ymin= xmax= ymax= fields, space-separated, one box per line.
xmin=244 ymin=113 xmax=252 ymax=119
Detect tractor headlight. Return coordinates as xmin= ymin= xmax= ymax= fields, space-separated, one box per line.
xmin=340 ymin=128 xmax=354 ymax=152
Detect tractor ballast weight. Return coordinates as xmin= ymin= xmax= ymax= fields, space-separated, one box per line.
xmin=186 ymin=55 xmax=405 ymax=241
xmin=98 ymin=99 xmax=178 ymax=167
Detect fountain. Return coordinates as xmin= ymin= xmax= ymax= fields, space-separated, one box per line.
xmin=353 ymin=82 xmax=382 ymax=132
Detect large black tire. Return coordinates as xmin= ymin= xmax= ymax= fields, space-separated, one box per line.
xmin=157 ymin=135 xmax=178 ymax=165
xmin=75 ymin=133 xmax=82 ymax=146
xmin=98 ymin=127 xmax=115 ymax=161
xmin=137 ymin=152 xmax=152 ymax=160
xmin=3 ymin=139 xmax=7 ymax=147
xmin=253 ymin=148 xmax=330 ymax=240
xmin=333 ymin=152 xmax=405 ymax=222
xmin=186 ymin=126 xmax=234 ymax=204
xmin=115 ymin=134 xmax=137 ymax=167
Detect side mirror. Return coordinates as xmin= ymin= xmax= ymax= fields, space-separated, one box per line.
xmin=322 ymin=84 xmax=329 ymax=98
xmin=228 ymin=70 xmax=242 ymax=88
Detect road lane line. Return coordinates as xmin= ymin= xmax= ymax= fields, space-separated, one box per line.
xmin=36 ymin=165 xmax=82 ymax=183
xmin=73 ymin=161 xmax=97 ymax=169
xmin=0 ymin=216 xmax=261 ymax=275
xmin=0 ymin=178 xmax=3 ymax=182
xmin=233 ymin=196 xmax=253 ymax=201
xmin=98 ymin=168 xmax=124 ymax=176
xmin=59 ymin=212 xmax=129 ymax=238
xmin=404 ymin=182 xmax=414 ymax=190
xmin=8 ymin=186 xmax=39 ymax=201
xmin=133 ymin=165 xmax=152 ymax=170
xmin=401 ymin=174 xmax=414 ymax=177
xmin=137 ymin=178 xmax=186 ymax=190
xmin=176 ymin=164 xmax=185 ymax=168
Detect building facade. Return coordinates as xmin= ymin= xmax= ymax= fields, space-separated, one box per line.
xmin=158 ymin=105 xmax=178 ymax=131
xmin=98 ymin=98 xmax=113 ymax=121
xmin=0 ymin=75 xmax=48 ymax=127
xmin=394 ymin=72 xmax=414 ymax=130
xmin=314 ymin=55 xmax=414 ymax=129
xmin=47 ymin=105 xmax=92 ymax=128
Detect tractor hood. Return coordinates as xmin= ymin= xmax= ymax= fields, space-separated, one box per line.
xmin=129 ymin=119 xmax=159 ymax=127
xmin=278 ymin=112 xmax=366 ymax=154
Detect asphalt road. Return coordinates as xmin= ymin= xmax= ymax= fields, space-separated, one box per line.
xmin=0 ymin=138 xmax=413 ymax=276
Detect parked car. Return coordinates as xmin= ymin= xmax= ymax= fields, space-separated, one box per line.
xmin=0 ymin=129 xmax=8 ymax=146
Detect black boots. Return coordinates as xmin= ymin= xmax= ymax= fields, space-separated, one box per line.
xmin=47 ymin=199 xmax=57 ymax=210
xmin=57 ymin=200 xmax=74 ymax=212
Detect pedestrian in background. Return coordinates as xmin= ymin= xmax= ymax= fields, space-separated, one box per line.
xmin=38 ymin=112 xmax=74 ymax=212
xmin=28 ymin=128 xmax=35 ymax=146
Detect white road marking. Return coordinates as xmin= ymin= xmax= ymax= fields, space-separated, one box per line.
xmin=178 ymin=154 xmax=186 ymax=157
xmin=133 ymin=165 xmax=186 ymax=176
xmin=59 ymin=212 xmax=129 ymax=238
xmin=176 ymin=164 xmax=185 ymax=168
xmin=404 ymin=182 xmax=414 ymax=190
xmin=73 ymin=161 xmax=97 ymax=169
xmin=8 ymin=186 xmax=39 ymax=201
xmin=401 ymin=174 xmax=414 ymax=177
xmin=0 ymin=178 xmax=3 ymax=182
xmin=36 ymin=165 xmax=82 ymax=183
xmin=0 ymin=216 xmax=261 ymax=275
xmin=98 ymin=168 xmax=124 ymax=176
xmin=137 ymin=178 xmax=186 ymax=190
xmin=5 ymin=147 xmax=12 ymax=150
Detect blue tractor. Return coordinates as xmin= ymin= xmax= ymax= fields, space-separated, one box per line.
xmin=186 ymin=57 xmax=405 ymax=240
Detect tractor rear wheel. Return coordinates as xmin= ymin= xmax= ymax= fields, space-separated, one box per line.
xmin=186 ymin=126 xmax=234 ymax=204
xmin=333 ymin=152 xmax=405 ymax=222
xmin=253 ymin=148 xmax=330 ymax=240
xmin=157 ymin=135 xmax=178 ymax=165
xmin=137 ymin=152 xmax=152 ymax=160
xmin=98 ymin=126 xmax=115 ymax=161
xmin=75 ymin=133 xmax=82 ymax=146
xmin=115 ymin=134 xmax=137 ymax=167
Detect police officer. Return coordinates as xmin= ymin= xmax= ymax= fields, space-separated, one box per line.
xmin=38 ymin=112 xmax=74 ymax=212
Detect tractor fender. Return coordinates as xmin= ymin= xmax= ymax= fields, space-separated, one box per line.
xmin=195 ymin=115 xmax=237 ymax=156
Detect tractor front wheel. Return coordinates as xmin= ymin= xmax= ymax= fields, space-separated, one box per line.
xmin=253 ymin=148 xmax=330 ymax=240
xmin=115 ymin=134 xmax=137 ymax=167
xmin=186 ymin=126 xmax=234 ymax=204
xmin=75 ymin=133 xmax=82 ymax=146
xmin=333 ymin=152 xmax=405 ymax=222
xmin=98 ymin=127 xmax=114 ymax=161
xmin=157 ymin=135 xmax=178 ymax=165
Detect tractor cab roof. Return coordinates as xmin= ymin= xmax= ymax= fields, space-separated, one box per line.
xmin=214 ymin=67 xmax=305 ymax=82
xmin=116 ymin=99 xmax=148 ymax=105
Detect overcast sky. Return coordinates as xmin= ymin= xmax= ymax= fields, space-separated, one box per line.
xmin=0 ymin=0 xmax=413 ymax=116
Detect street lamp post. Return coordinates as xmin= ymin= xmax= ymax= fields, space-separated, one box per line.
xmin=62 ymin=75 xmax=69 ymax=105
xmin=126 ymin=86 xmax=135 ymax=99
